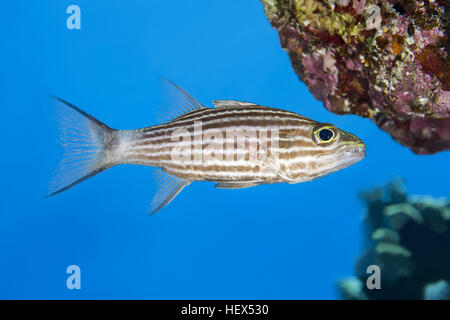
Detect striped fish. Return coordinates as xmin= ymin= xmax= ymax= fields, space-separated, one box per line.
xmin=49 ymin=80 xmax=365 ymax=213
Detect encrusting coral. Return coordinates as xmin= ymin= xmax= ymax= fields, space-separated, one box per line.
xmin=338 ymin=180 xmax=450 ymax=300
xmin=261 ymin=0 xmax=449 ymax=154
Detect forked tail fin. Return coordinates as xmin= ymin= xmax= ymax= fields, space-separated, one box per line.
xmin=47 ymin=96 xmax=116 ymax=196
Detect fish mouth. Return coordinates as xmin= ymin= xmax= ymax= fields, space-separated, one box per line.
xmin=334 ymin=142 xmax=366 ymax=170
xmin=343 ymin=143 xmax=366 ymax=162
xmin=346 ymin=143 xmax=366 ymax=156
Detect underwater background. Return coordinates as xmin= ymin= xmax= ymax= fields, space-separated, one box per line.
xmin=1 ymin=1 xmax=449 ymax=299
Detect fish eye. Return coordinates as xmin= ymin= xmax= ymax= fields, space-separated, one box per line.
xmin=318 ymin=128 xmax=334 ymax=142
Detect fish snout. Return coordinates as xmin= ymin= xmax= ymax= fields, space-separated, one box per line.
xmin=339 ymin=131 xmax=366 ymax=159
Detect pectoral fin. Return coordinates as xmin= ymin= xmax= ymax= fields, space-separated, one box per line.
xmin=151 ymin=169 xmax=191 ymax=214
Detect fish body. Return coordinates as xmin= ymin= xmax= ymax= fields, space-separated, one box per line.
xmin=49 ymin=80 xmax=365 ymax=213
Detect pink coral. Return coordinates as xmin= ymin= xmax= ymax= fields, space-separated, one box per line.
xmin=303 ymin=50 xmax=339 ymax=110
xmin=262 ymin=0 xmax=449 ymax=154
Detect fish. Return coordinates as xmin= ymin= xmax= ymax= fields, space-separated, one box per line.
xmin=48 ymin=79 xmax=366 ymax=213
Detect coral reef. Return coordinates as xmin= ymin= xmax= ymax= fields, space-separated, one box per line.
xmin=338 ymin=180 xmax=450 ymax=299
xmin=261 ymin=0 xmax=449 ymax=154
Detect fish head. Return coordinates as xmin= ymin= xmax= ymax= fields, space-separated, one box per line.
xmin=303 ymin=122 xmax=366 ymax=177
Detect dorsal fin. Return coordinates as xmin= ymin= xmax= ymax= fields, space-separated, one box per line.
xmin=212 ymin=100 xmax=257 ymax=108
xmin=159 ymin=78 xmax=209 ymax=122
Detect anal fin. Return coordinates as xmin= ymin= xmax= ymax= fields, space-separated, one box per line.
xmin=215 ymin=181 xmax=260 ymax=189
xmin=151 ymin=169 xmax=191 ymax=214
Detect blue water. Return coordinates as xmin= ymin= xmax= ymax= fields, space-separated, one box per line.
xmin=1 ymin=1 xmax=448 ymax=299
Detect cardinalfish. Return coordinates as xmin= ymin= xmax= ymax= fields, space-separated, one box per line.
xmin=49 ymin=80 xmax=366 ymax=213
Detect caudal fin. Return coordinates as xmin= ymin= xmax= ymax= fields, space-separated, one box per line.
xmin=48 ymin=96 xmax=115 ymax=196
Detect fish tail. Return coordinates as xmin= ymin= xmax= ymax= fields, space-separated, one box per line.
xmin=47 ymin=96 xmax=118 ymax=196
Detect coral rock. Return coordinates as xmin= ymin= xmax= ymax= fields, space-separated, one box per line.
xmin=262 ymin=0 xmax=449 ymax=154
xmin=338 ymin=180 xmax=450 ymax=299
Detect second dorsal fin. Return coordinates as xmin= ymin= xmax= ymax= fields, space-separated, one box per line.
xmin=212 ymin=100 xmax=257 ymax=108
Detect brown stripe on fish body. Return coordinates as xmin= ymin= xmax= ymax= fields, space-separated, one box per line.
xmin=118 ymin=106 xmax=319 ymax=182
xmin=137 ymin=106 xmax=313 ymax=139
xmin=133 ymin=135 xmax=309 ymax=181
xmin=149 ymin=105 xmax=312 ymax=127
xmin=132 ymin=112 xmax=315 ymax=151
xmin=134 ymin=118 xmax=311 ymax=148
xmin=128 ymin=109 xmax=310 ymax=146
xmin=128 ymin=123 xmax=306 ymax=166
xmin=285 ymin=147 xmax=343 ymax=182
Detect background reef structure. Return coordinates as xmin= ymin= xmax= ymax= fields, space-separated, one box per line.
xmin=338 ymin=180 xmax=450 ymax=300
xmin=261 ymin=0 xmax=449 ymax=154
